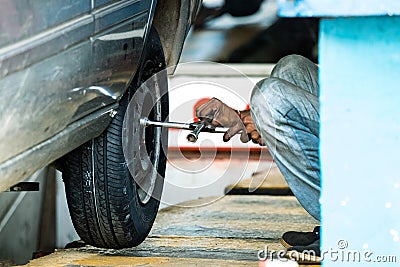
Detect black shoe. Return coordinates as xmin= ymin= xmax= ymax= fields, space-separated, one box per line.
xmin=285 ymin=239 xmax=321 ymax=263
xmin=65 ymin=240 xmax=86 ymax=249
xmin=280 ymin=226 xmax=320 ymax=248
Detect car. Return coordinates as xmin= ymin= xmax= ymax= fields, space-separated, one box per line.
xmin=0 ymin=0 xmax=200 ymax=248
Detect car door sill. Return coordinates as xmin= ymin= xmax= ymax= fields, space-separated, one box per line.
xmin=0 ymin=103 xmax=118 ymax=192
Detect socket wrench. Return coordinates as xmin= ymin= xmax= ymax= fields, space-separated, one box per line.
xmin=140 ymin=118 xmax=228 ymax=143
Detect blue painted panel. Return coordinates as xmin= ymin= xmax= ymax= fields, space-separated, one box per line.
xmin=278 ymin=0 xmax=400 ymax=17
xmin=320 ymin=16 xmax=400 ymax=266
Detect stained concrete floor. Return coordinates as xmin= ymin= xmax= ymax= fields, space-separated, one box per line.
xmin=23 ymin=195 xmax=318 ymax=266
xmin=21 ymin=153 xmax=319 ymax=266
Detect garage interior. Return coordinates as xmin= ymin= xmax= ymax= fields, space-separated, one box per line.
xmin=1 ymin=0 xmax=399 ymax=266
xmin=0 ymin=1 xmax=317 ymax=266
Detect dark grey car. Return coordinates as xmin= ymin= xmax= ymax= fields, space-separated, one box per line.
xmin=0 ymin=0 xmax=200 ymax=248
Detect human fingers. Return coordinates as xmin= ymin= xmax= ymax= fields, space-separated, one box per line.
xmin=257 ymin=137 xmax=265 ymax=146
xmin=242 ymin=115 xmax=254 ymax=125
xmin=251 ymin=130 xmax=260 ymax=140
xmin=223 ymin=123 xmax=249 ymax=143
xmin=245 ymin=123 xmax=257 ymax=134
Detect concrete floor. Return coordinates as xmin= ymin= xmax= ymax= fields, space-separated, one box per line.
xmin=24 ymin=195 xmax=318 ymax=266
xmin=20 ymin=162 xmax=320 ymax=266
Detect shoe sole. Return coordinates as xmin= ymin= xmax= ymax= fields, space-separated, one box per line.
xmin=284 ymin=250 xmax=321 ymax=264
xmin=279 ymin=238 xmax=293 ymax=249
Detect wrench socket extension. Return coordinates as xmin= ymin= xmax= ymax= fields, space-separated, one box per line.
xmin=140 ymin=118 xmax=227 ymax=143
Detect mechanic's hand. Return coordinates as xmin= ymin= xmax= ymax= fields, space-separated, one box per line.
xmin=240 ymin=110 xmax=265 ymax=146
xmin=196 ymin=98 xmax=249 ymax=142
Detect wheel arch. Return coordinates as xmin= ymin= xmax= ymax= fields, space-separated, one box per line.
xmin=151 ymin=0 xmax=201 ymax=74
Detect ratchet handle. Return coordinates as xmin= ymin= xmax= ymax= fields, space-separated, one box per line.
xmin=140 ymin=118 xmax=229 ymax=143
xmin=186 ymin=122 xmax=205 ymax=143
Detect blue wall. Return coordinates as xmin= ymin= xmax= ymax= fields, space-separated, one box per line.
xmin=320 ymin=16 xmax=400 ymax=265
xmin=278 ymin=0 xmax=400 ymax=17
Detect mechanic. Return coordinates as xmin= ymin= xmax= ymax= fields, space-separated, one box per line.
xmin=196 ymin=54 xmax=321 ymax=257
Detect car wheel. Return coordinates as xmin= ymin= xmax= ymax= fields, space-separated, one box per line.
xmin=62 ymin=26 xmax=168 ymax=248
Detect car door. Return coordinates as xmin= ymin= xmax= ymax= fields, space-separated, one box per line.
xmin=0 ymin=0 xmax=94 ymax=164
xmin=89 ymin=0 xmax=154 ymax=103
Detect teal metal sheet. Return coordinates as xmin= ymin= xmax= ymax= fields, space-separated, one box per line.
xmin=320 ymin=16 xmax=400 ymax=266
xmin=278 ymin=0 xmax=400 ymax=17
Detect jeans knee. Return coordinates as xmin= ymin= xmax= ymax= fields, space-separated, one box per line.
xmin=280 ymin=54 xmax=307 ymax=65
xmin=251 ymin=77 xmax=286 ymax=111
xmin=274 ymin=54 xmax=307 ymax=71
xmin=250 ymin=79 xmax=264 ymax=109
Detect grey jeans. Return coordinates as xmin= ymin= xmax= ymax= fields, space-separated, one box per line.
xmin=250 ymin=55 xmax=320 ymax=220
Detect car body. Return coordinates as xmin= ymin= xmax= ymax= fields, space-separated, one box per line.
xmin=0 ymin=0 xmax=200 ymax=192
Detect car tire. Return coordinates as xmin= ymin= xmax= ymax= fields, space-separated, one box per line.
xmin=62 ymin=26 xmax=168 ymax=248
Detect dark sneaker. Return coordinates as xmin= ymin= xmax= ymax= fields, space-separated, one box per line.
xmin=280 ymin=226 xmax=320 ymax=248
xmin=65 ymin=240 xmax=86 ymax=249
xmin=285 ymin=239 xmax=321 ymax=264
